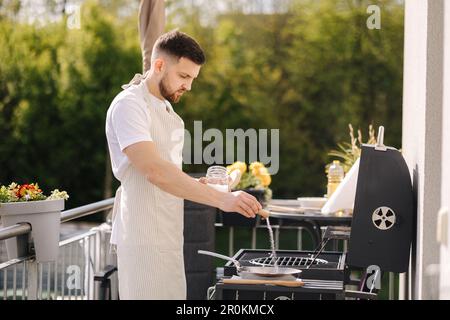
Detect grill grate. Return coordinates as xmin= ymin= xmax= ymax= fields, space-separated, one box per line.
xmin=249 ymin=256 xmax=328 ymax=267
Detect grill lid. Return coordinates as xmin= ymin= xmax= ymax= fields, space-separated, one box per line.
xmin=347 ymin=135 xmax=415 ymax=273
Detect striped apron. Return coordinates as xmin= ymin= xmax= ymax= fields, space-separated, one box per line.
xmin=111 ymin=83 xmax=186 ymax=299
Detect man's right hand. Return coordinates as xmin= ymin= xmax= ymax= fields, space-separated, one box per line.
xmin=219 ymin=191 xmax=262 ymax=218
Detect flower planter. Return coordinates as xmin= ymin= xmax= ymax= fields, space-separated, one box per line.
xmin=0 ymin=199 xmax=64 ymax=262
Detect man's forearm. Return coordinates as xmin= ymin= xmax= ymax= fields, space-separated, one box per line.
xmin=146 ymin=160 xmax=225 ymax=208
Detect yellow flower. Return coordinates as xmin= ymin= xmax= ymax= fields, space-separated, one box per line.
xmin=226 ymin=161 xmax=247 ymax=175
xmin=252 ymin=166 xmax=271 ymax=187
xmin=259 ymin=174 xmax=271 ymax=187
xmin=249 ymin=161 xmax=264 ymax=171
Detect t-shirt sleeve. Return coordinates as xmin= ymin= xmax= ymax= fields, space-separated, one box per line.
xmin=111 ymin=99 xmax=153 ymax=152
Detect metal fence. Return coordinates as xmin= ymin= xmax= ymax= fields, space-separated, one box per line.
xmin=0 ymin=199 xmax=117 ymax=300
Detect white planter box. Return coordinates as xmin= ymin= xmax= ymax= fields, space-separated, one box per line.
xmin=0 ymin=199 xmax=64 ymax=262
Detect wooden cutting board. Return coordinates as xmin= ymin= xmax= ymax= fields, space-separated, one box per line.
xmin=222 ymin=278 xmax=304 ymax=287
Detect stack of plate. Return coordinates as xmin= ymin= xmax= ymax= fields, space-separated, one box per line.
xmin=296 ymin=197 xmax=327 ymax=210
xmin=267 ymin=197 xmax=327 ymax=214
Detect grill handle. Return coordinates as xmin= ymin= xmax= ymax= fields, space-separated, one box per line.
xmin=198 ymin=250 xmax=242 ymax=269
xmin=375 ymin=126 xmax=387 ymax=151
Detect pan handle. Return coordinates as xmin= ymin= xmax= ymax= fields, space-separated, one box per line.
xmin=197 ymin=250 xmax=241 ymax=269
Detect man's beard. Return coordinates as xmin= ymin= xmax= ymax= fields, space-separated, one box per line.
xmin=159 ymin=76 xmax=185 ymax=103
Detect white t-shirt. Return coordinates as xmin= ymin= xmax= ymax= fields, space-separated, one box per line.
xmin=105 ymin=82 xmax=173 ymax=181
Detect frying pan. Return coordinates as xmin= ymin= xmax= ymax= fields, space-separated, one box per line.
xmin=197 ymin=250 xmax=302 ymax=278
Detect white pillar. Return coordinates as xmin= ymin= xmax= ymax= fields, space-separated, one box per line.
xmin=402 ymin=0 xmax=444 ymax=300
xmin=439 ymin=0 xmax=450 ymax=300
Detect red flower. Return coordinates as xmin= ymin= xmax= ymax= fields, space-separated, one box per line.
xmin=16 ymin=184 xmax=37 ymax=198
xmin=17 ymin=184 xmax=25 ymax=198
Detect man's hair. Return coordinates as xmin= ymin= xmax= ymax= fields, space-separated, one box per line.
xmin=153 ymin=30 xmax=205 ymax=65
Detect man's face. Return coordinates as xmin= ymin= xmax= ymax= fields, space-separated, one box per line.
xmin=159 ymin=57 xmax=201 ymax=103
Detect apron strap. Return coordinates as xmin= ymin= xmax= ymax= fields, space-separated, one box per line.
xmin=112 ymin=185 xmax=122 ymax=223
xmin=110 ymin=186 xmax=123 ymax=251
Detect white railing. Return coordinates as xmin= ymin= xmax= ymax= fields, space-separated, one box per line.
xmin=0 ymin=199 xmax=117 ymax=300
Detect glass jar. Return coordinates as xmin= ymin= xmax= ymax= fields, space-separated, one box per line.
xmin=327 ymin=160 xmax=344 ymax=198
xmin=206 ymin=166 xmax=229 ymax=193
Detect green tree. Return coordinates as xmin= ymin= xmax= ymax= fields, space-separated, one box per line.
xmin=169 ymin=0 xmax=403 ymax=198
xmin=0 ymin=1 xmax=140 ymax=211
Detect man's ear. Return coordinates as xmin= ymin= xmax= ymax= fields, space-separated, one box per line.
xmin=153 ymin=58 xmax=165 ymax=74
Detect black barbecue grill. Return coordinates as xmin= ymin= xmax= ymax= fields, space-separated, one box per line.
xmin=206 ymin=127 xmax=415 ymax=300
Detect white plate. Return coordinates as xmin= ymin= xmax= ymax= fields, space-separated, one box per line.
xmin=296 ymin=197 xmax=327 ymax=209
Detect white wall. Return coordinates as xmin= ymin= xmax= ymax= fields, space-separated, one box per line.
xmin=402 ymin=0 xmax=443 ymax=299
xmin=440 ymin=0 xmax=450 ymax=300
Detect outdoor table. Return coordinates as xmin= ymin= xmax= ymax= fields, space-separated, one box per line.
xmin=267 ymin=199 xmax=353 ymax=249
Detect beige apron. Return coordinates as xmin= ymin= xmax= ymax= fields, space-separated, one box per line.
xmin=111 ymin=83 xmax=185 ymax=299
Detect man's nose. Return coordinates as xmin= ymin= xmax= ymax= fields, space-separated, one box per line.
xmin=183 ymin=80 xmax=193 ymax=91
